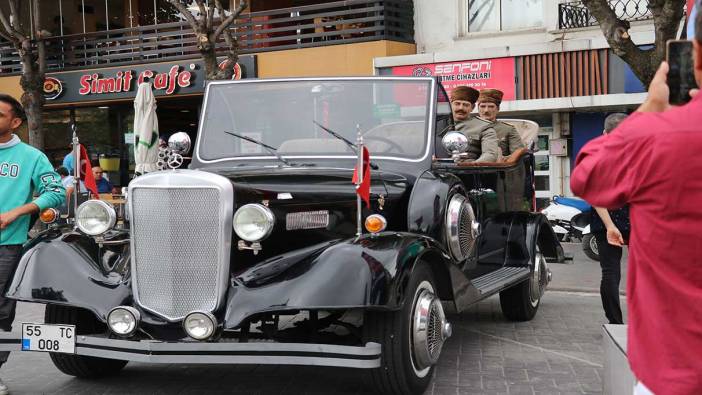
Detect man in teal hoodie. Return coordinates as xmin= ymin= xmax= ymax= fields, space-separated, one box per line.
xmin=0 ymin=94 xmax=64 ymax=395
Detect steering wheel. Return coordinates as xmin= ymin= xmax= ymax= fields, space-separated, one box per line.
xmin=364 ymin=135 xmax=405 ymax=154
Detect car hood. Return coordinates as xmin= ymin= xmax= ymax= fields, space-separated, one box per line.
xmin=205 ymin=166 xmax=392 ymax=206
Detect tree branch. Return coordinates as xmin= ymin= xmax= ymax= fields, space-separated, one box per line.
xmin=167 ymin=0 xmax=201 ymax=32
xmin=0 ymin=6 xmax=23 ymax=42
xmin=212 ymin=0 xmax=247 ymax=41
xmin=649 ymin=0 xmax=686 ymax=65
xmin=583 ymin=0 xmax=654 ymax=85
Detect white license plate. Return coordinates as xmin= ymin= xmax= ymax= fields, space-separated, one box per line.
xmin=21 ymin=323 xmax=75 ymax=354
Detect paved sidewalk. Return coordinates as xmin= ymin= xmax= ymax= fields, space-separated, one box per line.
xmin=2 ymin=289 xmax=617 ymax=394
xmin=549 ymin=243 xmax=628 ymax=294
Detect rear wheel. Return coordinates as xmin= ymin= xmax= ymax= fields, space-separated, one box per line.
xmin=45 ymin=305 xmax=128 ymax=377
xmin=500 ymin=250 xmax=548 ymax=321
xmin=363 ymin=263 xmax=451 ymax=395
xmin=582 ymin=234 xmax=600 ymax=261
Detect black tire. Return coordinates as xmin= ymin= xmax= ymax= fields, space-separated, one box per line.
xmin=363 ymin=263 xmax=439 ymax=395
xmin=44 ymin=305 xmax=128 ymax=377
xmin=500 ymin=250 xmax=548 ymax=321
xmin=582 ymin=234 xmax=600 ymax=261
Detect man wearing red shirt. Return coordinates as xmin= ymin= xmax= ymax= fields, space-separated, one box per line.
xmin=571 ymin=15 xmax=702 ymax=395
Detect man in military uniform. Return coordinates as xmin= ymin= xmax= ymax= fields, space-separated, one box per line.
xmin=448 ymin=86 xmax=499 ymax=163
xmin=477 ymin=89 xmax=525 ymax=159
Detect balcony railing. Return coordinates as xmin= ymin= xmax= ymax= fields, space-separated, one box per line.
xmin=559 ymin=0 xmax=652 ymax=30
xmin=0 ymin=0 xmax=413 ymax=74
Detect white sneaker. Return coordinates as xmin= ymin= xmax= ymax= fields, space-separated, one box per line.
xmin=0 ymin=377 xmax=9 ymax=395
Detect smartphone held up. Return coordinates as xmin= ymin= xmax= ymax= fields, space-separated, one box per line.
xmin=667 ymin=40 xmax=699 ymax=105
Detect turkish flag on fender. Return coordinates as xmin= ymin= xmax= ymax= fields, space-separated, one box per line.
xmin=79 ymin=144 xmax=99 ymax=198
xmin=352 ymin=146 xmax=371 ymax=208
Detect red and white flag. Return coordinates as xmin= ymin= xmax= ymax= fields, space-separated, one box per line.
xmin=78 ymin=144 xmax=99 ymax=198
xmin=352 ymin=146 xmax=371 ymax=208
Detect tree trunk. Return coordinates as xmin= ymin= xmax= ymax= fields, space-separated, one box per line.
xmin=18 ymin=43 xmax=46 ymax=149
xmin=582 ymin=0 xmax=685 ymax=87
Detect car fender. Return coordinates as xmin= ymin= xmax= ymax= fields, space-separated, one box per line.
xmin=7 ymin=235 xmax=131 ymax=320
xmin=223 ymin=232 xmax=456 ymax=329
xmin=406 ymin=170 xmax=463 ymax=240
xmin=478 ymin=212 xmax=565 ymax=268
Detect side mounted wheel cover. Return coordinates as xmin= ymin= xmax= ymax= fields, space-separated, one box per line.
xmin=445 ymin=194 xmax=478 ymax=262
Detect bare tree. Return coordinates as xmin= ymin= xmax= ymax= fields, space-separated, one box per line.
xmin=0 ymin=0 xmax=49 ymax=148
xmin=583 ymin=0 xmax=686 ymax=87
xmin=167 ymin=0 xmax=248 ymax=80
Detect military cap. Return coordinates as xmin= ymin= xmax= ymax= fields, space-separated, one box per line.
xmin=450 ymin=86 xmax=480 ymax=104
xmin=478 ymin=89 xmax=504 ymax=105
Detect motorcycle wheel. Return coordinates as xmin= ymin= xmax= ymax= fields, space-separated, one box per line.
xmin=582 ymin=234 xmax=599 ymax=261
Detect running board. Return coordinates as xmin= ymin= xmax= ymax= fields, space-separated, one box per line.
xmin=471 ymin=267 xmax=530 ymax=295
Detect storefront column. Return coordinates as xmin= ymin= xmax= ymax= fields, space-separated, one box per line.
xmin=552 ymin=112 xmax=572 ymax=197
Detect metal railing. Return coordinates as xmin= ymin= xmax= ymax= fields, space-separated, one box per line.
xmin=558 ymin=0 xmax=652 ymax=29
xmin=0 ymin=0 xmax=413 ymax=74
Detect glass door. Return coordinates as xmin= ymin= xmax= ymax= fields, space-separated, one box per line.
xmin=533 ymin=127 xmax=553 ymax=211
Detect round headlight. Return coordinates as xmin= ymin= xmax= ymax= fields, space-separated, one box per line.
xmin=75 ymin=200 xmax=116 ymax=236
xmin=233 ymin=204 xmax=275 ymax=242
xmin=107 ymin=306 xmax=140 ymax=337
xmin=183 ymin=311 xmax=216 ymax=340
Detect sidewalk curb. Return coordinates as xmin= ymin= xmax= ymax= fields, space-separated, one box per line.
xmin=549 ymin=286 xmax=626 ymax=296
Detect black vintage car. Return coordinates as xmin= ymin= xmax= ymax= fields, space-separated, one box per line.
xmin=1 ymin=77 xmax=564 ymax=394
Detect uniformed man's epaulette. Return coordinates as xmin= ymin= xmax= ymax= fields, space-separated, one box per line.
xmin=497 ymin=121 xmax=516 ymax=129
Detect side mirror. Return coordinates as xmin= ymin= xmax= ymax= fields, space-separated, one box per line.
xmin=168 ymin=132 xmax=192 ymax=155
xmin=441 ymin=131 xmax=468 ymax=161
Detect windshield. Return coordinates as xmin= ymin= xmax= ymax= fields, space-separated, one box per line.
xmin=197 ymin=79 xmax=432 ymax=162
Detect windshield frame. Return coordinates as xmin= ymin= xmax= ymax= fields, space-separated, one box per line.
xmin=194 ymin=77 xmax=437 ymax=164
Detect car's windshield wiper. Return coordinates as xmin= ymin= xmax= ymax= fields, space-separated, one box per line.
xmin=313 ymin=120 xmax=357 ymax=153
xmin=312 ymin=120 xmax=379 ymax=170
xmin=223 ymin=131 xmax=291 ymax=167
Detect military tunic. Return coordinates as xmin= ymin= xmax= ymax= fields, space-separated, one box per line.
xmin=454 ymin=117 xmax=499 ymax=163
xmin=491 ymin=121 xmax=525 ymax=158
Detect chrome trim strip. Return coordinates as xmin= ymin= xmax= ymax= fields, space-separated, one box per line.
xmin=127 ymin=170 xmax=234 ymax=322
xmin=194 ymin=77 xmax=437 ymax=165
xmin=0 ymin=334 xmax=381 ymax=368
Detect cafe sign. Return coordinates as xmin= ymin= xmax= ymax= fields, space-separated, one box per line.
xmin=43 ymin=55 xmax=257 ymax=104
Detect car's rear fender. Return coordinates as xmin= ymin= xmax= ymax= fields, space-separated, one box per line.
xmin=224 ymin=232 xmax=456 ymax=329
xmin=7 ymin=235 xmax=132 ymax=320
xmin=479 ymin=212 xmax=565 ymax=268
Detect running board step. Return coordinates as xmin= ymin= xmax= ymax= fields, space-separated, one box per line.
xmin=472 ymin=267 xmax=530 ymax=295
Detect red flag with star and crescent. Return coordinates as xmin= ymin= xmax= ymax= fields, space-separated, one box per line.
xmin=79 ymin=144 xmax=99 ymax=198
xmin=352 ymin=146 xmax=371 ymax=208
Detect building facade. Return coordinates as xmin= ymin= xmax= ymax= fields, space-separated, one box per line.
xmin=374 ymin=0 xmax=670 ymax=208
xmin=0 ymin=0 xmax=415 ymax=186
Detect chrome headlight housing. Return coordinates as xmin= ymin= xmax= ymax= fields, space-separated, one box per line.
xmin=75 ymin=200 xmax=116 ymax=236
xmin=183 ymin=311 xmax=217 ymax=340
xmin=233 ymin=204 xmax=275 ymax=242
xmin=107 ymin=306 xmax=140 ymax=337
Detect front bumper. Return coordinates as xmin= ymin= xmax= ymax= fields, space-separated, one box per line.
xmin=0 ymin=334 xmax=381 ymax=369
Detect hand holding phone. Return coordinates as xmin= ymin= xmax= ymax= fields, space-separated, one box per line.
xmin=667 ymin=40 xmax=699 ymax=105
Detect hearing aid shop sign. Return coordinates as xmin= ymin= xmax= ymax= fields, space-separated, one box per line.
xmin=42 ymin=55 xmax=256 ymax=104
xmin=390 ymin=57 xmax=516 ymax=101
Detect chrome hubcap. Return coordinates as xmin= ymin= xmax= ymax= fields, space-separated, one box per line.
xmin=411 ymin=283 xmax=451 ymax=376
xmin=529 ymin=252 xmax=547 ymax=306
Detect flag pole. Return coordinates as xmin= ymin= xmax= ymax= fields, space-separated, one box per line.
xmin=355 ymin=125 xmax=363 ymax=237
xmin=71 ymin=124 xmax=79 ymax=220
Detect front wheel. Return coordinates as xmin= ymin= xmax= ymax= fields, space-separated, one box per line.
xmin=582 ymin=234 xmax=600 ymax=261
xmin=363 ymin=263 xmax=451 ymax=394
xmin=500 ymin=250 xmax=548 ymax=321
xmin=45 ymin=305 xmax=128 ymax=377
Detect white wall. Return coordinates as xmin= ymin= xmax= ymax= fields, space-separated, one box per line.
xmin=406 ymin=0 xmax=656 ymax=65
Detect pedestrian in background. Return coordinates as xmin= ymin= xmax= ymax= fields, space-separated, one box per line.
xmin=0 ymin=94 xmax=65 ymax=395
xmin=590 ymin=113 xmax=630 ymax=325
xmin=570 ymin=12 xmax=702 ymax=394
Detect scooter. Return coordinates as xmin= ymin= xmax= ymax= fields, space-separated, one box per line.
xmin=572 ymin=213 xmax=599 ymax=261
xmin=541 ymin=196 xmax=591 ymax=242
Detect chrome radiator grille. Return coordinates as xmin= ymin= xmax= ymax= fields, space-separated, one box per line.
xmin=129 ymin=171 xmax=233 ymax=321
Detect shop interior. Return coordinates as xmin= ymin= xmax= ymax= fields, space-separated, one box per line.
xmin=43 ymin=95 xmax=202 ymax=188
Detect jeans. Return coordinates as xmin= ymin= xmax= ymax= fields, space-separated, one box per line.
xmin=595 ymin=232 xmax=624 ymax=324
xmin=0 ymin=245 xmax=21 ymax=367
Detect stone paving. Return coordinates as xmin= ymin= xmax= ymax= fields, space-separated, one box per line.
xmin=2 ymin=289 xmax=618 ymax=395
xmin=0 ymin=243 xmax=624 ymax=394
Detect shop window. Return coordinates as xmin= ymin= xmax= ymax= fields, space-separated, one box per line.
xmin=43 ymin=110 xmax=74 ymax=167
xmin=465 ymin=0 xmax=543 ymax=33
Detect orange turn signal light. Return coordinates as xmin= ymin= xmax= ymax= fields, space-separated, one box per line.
xmin=39 ymin=208 xmax=59 ymax=224
xmin=364 ymin=214 xmax=387 ymax=234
